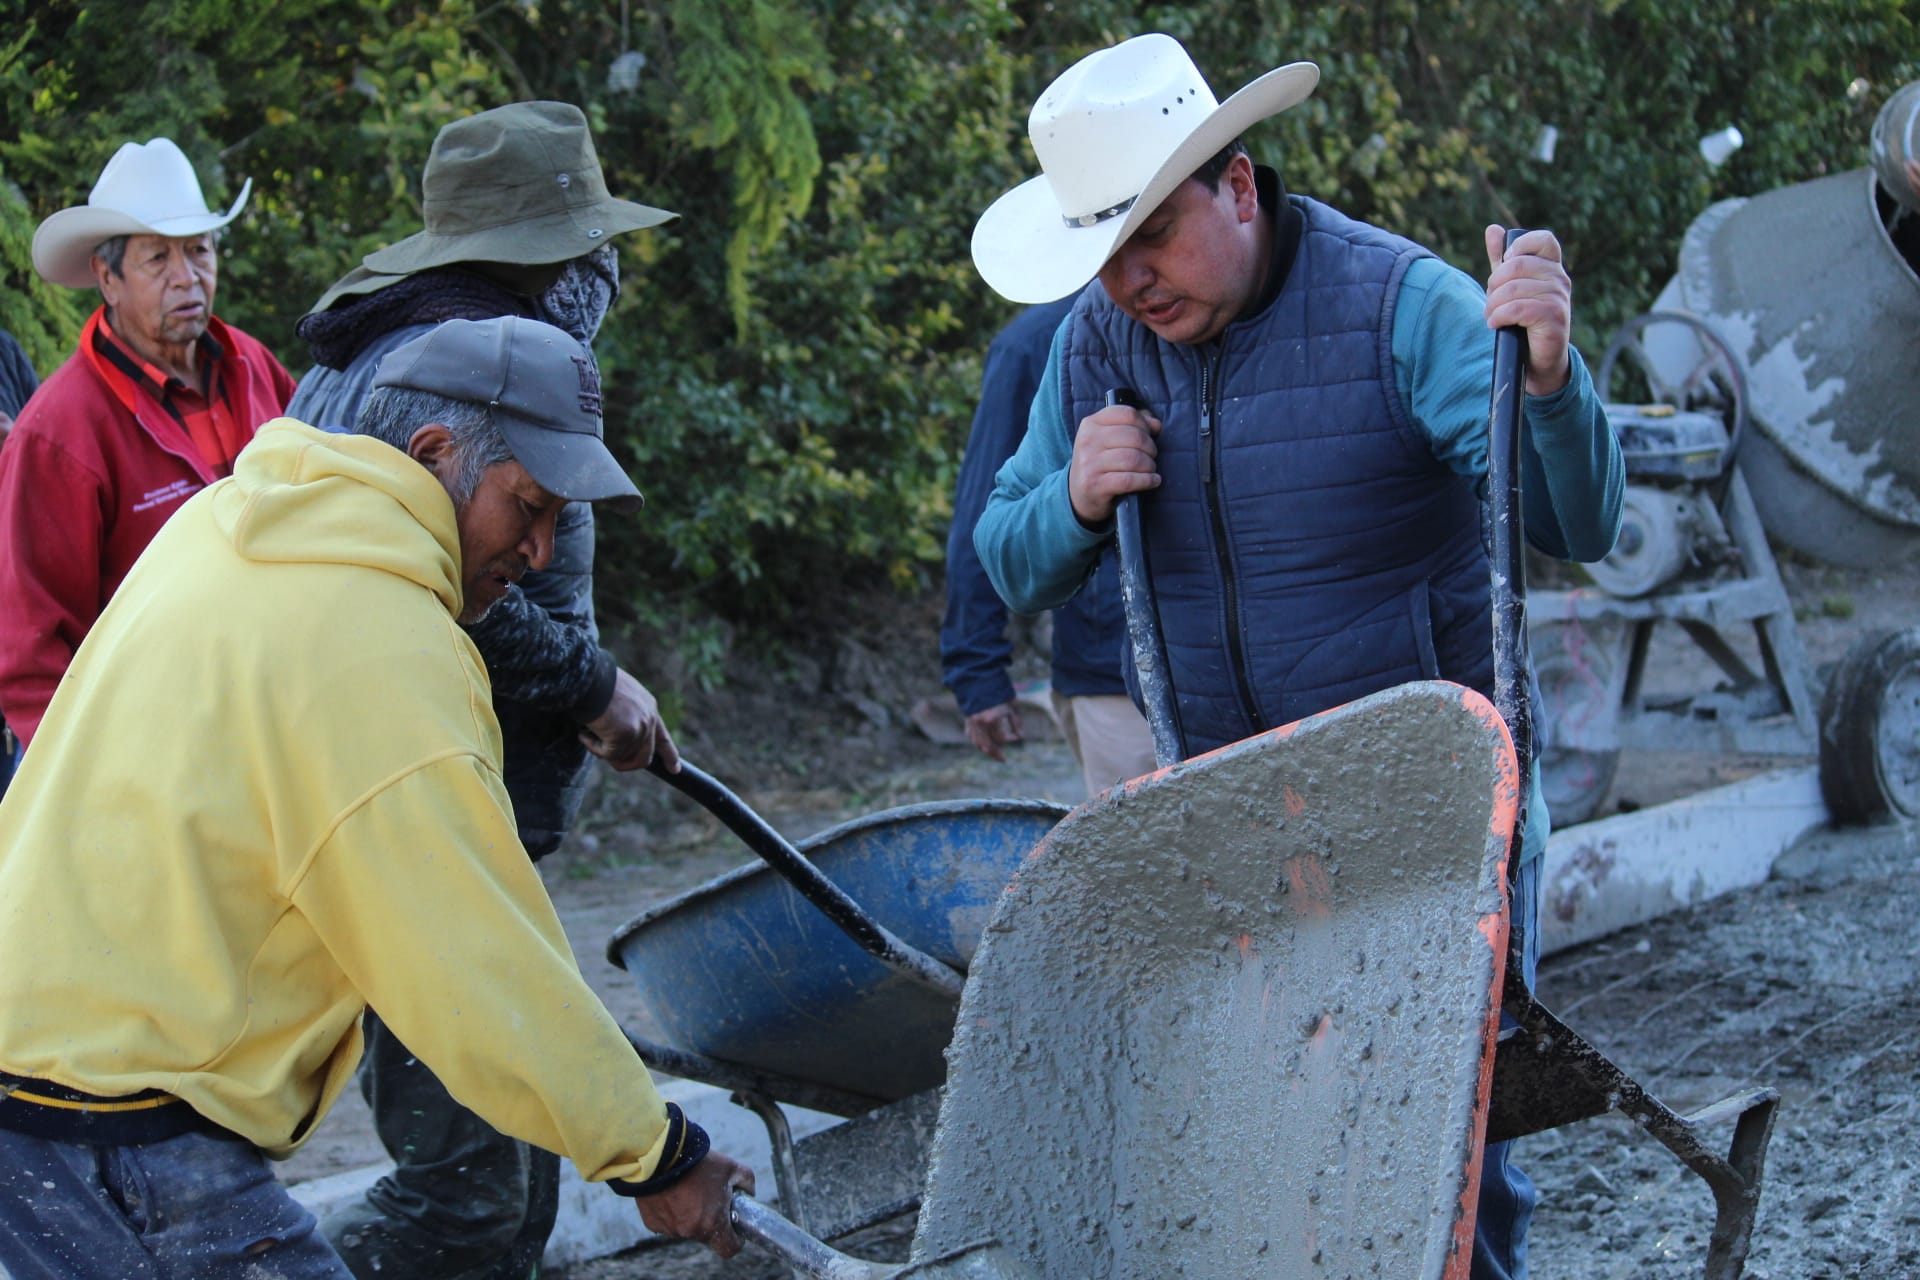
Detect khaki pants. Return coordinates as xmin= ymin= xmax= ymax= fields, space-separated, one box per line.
xmin=1051 ymin=692 xmax=1159 ymax=799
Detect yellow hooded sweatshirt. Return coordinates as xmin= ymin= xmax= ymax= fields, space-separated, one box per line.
xmin=0 ymin=419 xmax=675 ymax=1184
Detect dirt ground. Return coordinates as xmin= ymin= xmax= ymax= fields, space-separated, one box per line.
xmin=278 ymin=553 xmax=1920 ymax=1279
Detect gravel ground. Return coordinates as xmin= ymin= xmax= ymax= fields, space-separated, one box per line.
xmin=1522 ymin=819 xmax=1920 ymax=1280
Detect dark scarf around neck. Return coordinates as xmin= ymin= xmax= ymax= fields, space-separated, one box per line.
xmin=296 ymin=267 xmax=537 ymax=370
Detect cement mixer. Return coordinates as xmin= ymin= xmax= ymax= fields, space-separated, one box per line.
xmin=1637 ymin=133 xmax=1920 ymax=568
xmin=1528 ymin=96 xmax=1920 ymax=827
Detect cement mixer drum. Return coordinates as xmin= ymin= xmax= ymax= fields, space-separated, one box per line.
xmin=1646 ymin=168 xmax=1920 ymax=567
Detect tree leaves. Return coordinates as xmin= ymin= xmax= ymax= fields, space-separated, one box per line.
xmin=0 ymin=0 xmax=1913 ymax=656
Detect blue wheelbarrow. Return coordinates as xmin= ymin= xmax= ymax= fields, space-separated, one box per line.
xmin=606 ymin=767 xmax=1067 ymax=1245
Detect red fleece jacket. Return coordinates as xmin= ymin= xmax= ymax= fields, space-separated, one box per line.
xmin=0 ymin=310 xmax=294 ymax=744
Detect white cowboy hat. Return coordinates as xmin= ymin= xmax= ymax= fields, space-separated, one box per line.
xmin=31 ymin=138 xmax=252 ymax=288
xmin=972 ymin=34 xmax=1319 ymax=304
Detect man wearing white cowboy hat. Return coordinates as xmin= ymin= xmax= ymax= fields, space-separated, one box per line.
xmin=284 ymin=101 xmax=684 ymax=1280
xmin=972 ymin=33 xmax=1624 ymax=1280
xmin=0 ymin=137 xmax=294 ymax=750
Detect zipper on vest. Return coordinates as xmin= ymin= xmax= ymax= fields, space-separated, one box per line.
xmin=1198 ymin=377 xmax=1214 ymax=484
xmin=1198 ymin=347 xmax=1264 ymax=734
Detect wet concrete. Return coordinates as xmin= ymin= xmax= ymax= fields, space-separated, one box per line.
xmin=912 ymin=683 xmax=1517 ymax=1278
xmin=1523 ymin=818 xmax=1920 ymax=1278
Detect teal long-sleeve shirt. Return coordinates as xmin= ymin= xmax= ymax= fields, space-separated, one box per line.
xmin=972 ymin=255 xmax=1625 ymax=862
xmin=974 ymin=255 xmax=1623 ymax=615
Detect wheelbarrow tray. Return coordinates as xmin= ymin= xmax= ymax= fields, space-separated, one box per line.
xmin=607 ymin=797 xmax=1066 ymax=1107
xmin=911 ymin=682 xmax=1517 ymax=1279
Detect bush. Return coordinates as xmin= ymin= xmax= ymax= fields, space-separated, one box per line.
xmin=2 ymin=0 xmax=1913 ymax=672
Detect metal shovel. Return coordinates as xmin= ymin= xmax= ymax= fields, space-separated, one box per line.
xmin=646 ymin=758 xmax=965 ymax=999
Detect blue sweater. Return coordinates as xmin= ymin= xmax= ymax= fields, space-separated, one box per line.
xmin=940 ymin=291 xmax=1130 ymax=715
xmin=977 ymin=259 xmax=1620 ymax=611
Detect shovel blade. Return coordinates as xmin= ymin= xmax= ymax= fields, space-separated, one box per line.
xmin=911 ymin=682 xmax=1518 ymax=1279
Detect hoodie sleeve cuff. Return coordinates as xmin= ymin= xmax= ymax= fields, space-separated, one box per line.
xmin=568 ymin=648 xmax=620 ymax=725
xmin=605 ymin=1102 xmax=711 ymax=1198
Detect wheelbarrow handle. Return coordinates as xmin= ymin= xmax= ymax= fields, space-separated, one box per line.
xmin=1488 ymin=228 xmax=1534 ymax=802
xmin=732 ymin=1191 xmax=1039 ymax=1279
xmin=1108 ymin=388 xmax=1184 ymax=767
xmin=646 ymin=758 xmax=965 ymax=1000
xmin=732 ymin=1190 xmax=901 ymax=1279
xmin=1116 ymin=494 xmax=1182 ymax=768
xmin=1487 ymin=227 xmax=1535 ymax=960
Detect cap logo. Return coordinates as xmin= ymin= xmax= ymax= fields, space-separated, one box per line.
xmin=571 ymin=354 xmax=602 ymax=417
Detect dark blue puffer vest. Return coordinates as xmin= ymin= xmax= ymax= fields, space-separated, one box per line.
xmin=1062 ymin=197 xmax=1496 ymax=756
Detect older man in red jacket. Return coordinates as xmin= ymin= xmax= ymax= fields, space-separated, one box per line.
xmin=0 ymin=136 xmax=294 ymax=746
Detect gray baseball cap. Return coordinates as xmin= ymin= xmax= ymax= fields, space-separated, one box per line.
xmin=373 ymin=316 xmax=644 ymax=512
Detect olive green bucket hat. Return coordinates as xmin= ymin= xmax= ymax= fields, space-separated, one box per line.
xmin=359 ymin=101 xmax=675 ymax=277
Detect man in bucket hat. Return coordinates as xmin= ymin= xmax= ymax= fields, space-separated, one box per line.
xmin=0 ymin=316 xmax=754 ymax=1280
xmin=286 ymin=101 xmax=682 ymax=1280
xmin=0 ymin=137 xmax=295 ymax=748
xmin=971 ymin=34 xmax=1624 ymax=1280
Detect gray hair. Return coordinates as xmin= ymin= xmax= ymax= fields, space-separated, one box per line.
xmin=353 ymin=386 xmax=514 ymax=504
xmin=95 ymin=235 xmax=130 ymax=277
xmin=92 ymin=229 xmax=222 ymax=279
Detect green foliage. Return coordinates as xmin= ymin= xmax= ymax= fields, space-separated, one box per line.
xmin=0 ymin=166 xmax=88 ymax=373
xmin=0 ymin=0 xmax=1913 ymax=660
xmin=668 ymin=0 xmax=832 ymax=337
xmin=0 ymin=0 xmax=511 ymax=361
xmin=579 ymin=0 xmax=1026 ymax=640
xmin=1010 ymin=0 xmax=1914 ymax=352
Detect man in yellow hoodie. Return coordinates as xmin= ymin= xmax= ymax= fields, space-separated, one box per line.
xmin=0 ymin=316 xmax=751 ymax=1278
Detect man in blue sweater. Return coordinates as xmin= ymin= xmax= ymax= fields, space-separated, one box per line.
xmin=940 ymin=290 xmax=1154 ymax=797
xmin=970 ymin=34 xmax=1623 ymax=1280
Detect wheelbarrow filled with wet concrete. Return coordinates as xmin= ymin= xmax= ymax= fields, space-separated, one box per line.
xmin=712 ymin=683 xmax=1777 ymax=1280
xmin=908 ymin=680 xmax=1520 ymax=1278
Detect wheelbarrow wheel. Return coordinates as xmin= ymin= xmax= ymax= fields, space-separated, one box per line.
xmin=1819 ymin=627 xmax=1920 ymax=824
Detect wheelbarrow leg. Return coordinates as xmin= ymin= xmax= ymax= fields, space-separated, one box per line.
xmin=1612 ymin=1084 xmax=1778 ymax=1280
xmin=1489 ymin=979 xmax=1780 ymax=1280
xmin=1682 ymin=1089 xmax=1780 ymax=1280
xmin=731 ymin=1087 xmax=811 ymax=1233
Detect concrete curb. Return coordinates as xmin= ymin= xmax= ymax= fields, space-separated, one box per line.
xmin=1538 ymin=764 xmax=1828 ymax=956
